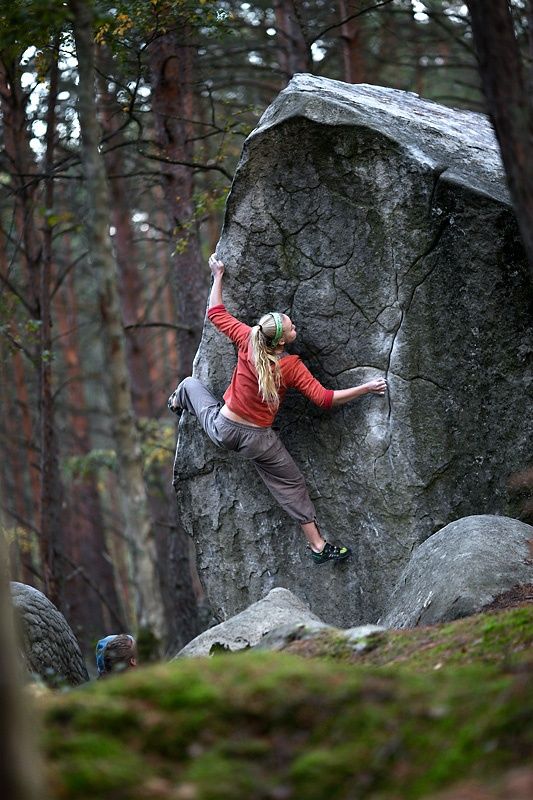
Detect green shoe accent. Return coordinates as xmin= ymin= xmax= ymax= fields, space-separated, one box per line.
xmin=311 ymin=542 xmax=352 ymax=565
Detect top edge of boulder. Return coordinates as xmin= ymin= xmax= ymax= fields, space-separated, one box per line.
xmin=245 ymin=74 xmax=510 ymax=207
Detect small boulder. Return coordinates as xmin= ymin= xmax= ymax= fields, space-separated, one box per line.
xmin=11 ymin=582 xmax=89 ymax=686
xmin=175 ymin=587 xmax=322 ymax=657
xmin=380 ymin=515 xmax=533 ymax=628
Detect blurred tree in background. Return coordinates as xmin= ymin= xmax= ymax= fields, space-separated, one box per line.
xmin=0 ymin=0 xmax=530 ymax=659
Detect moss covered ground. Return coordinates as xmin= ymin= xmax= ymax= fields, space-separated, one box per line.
xmin=284 ymin=606 xmax=533 ymax=671
xmin=40 ymin=605 xmax=532 ymax=800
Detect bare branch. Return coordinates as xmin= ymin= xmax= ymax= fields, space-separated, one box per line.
xmin=0 ymin=328 xmax=38 ymax=366
xmin=124 ymin=321 xmax=198 ymax=333
xmin=139 ymin=148 xmax=233 ymax=180
xmin=0 ymin=270 xmax=35 ymax=314
xmin=311 ymin=0 xmax=396 ymax=45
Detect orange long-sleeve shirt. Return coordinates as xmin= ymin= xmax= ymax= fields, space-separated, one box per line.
xmin=208 ymin=304 xmax=334 ymax=427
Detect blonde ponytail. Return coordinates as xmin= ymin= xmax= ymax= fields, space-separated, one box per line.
xmin=250 ymin=312 xmax=284 ymax=408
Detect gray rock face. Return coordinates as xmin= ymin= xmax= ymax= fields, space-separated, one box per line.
xmin=175 ymin=587 xmax=322 ymax=657
xmin=174 ymin=75 xmax=532 ymax=628
xmin=380 ymin=515 xmax=533 ymax=628
xmin=11 ymin=582 xmax=89 ymax=686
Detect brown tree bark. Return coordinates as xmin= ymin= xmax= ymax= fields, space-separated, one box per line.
xmin=274 ymin=0 xmax=312 ymax=82
xmin=338 ymin=0 xmax=366 ymax=84
xmin=0 ymin=58 xmax=40 ymax=311
xmin=375 ymin=1 xmax=398 ymax=88
xmin=69 ymin=0 xmax=166 ymax=645
xmin=97 ymin=55 xmax=154 ymax=417
xmin=0 ymin=534 xmax=42 ymax=800
xmin=0 ymin=231 xmax=36 ymax=584
xmin=160 ymin=219 xmax=180 ymax=386
xmin=39 ymin=37 xmax=65 ymax=607
xmin=0 ymin=355 xmax=35 ymax=584
xmin=0 ymin=53 xmax=65 ymax=606
xmin=466 ymin=0 xmax=533 ymax=282
xmin=148 ymin=23 xmax=208 ymax=382
xmin=95 ymin=53 xmax=201 ymax=645
xmin=11 ymin=351 xmax=41 ymax=530
xmin=55 ymin=271 xmax=126 ymax=648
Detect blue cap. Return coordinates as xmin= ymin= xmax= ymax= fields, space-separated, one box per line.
xmin=95 ymin=634 xmax=134 ymax=676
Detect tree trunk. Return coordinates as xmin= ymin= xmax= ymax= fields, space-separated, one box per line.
xmin=161 ymin=229 xmax=180 ymax=385
xmin=95 ymin=52 xmax=201 ymax=644
xmin=0 ymin=350 xmax=35 ymax=584
xmin=40 ymin=37 xmax=64 ymax=607
xmin=97 ymin=55 xmax=154 ymax=417
xmin=0 ymin=54 xmax=65 ymax=604
xmin=0 ymin=535 xmax=42 ymax=800
xmin=0 ymin=231 xmax=37 ymax=584
xmin=338 ymin=0 xmax=366 ymax=84
xmin=69 ymin=0 xmax=166 ymax=645
xmin=376 ymin=2 xmax=397 ymax=88
xmin=274 ymin=0 xmax=312 ymax=82
xmin=148 ymin=26 xmax=208 ymax=382
xmin=466 ymin=0 xmax=533 ymax=282
xmin=55 ymin=271 xmax=126 ymax=649
xmin=0 ymin=58 xmax=41 ymax=310
xmin=11 ymin=350 xmax=41 ymax=529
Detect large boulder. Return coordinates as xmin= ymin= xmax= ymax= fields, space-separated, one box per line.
xmin=174 ymin=75 xmax=532 ymax=627
xmin=11 ymin=582 xmax=89 ymax=686
xmin=175 ymin=587 xmax=322 ymax=657
xmin=380 ymin=515 xmax=533 ymax=628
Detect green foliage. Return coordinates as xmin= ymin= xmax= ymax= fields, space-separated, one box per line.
xmin=194 ymin=186 xmax=230 ymax=220
xmin=135 ymin=625 xmax=161 ymax=664
xmin=63 ymin=448 xmax=118 ymax=480
xmin=137 ymin=418 xmax=176 ymax=478
xmin=62 ymin=420 xmax=175 ymax=482
xmin=0 ymin=0 xmax=68 ymax=57
xmin=0 ymin=523 xmax=35 ymax=556
xmin=40 ymin=608 xmax=533 ymax=799
xmin=93 ymin=0 xmax=234 ymax=50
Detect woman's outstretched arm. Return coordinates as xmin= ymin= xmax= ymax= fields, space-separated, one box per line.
xmin=208 ymin=254 xmax=225 ymax=308
xmin=332 ymin=378 xmax=387 ymax=406
xmin=206 ymin=255 xmax=251 ymax=349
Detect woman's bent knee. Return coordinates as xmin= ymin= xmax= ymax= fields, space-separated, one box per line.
xmin=177 ymin=376 xmax=201 ymax=398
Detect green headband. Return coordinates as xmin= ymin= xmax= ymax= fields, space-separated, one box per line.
xmin=270 ymin=312 xmax=283 ymax=347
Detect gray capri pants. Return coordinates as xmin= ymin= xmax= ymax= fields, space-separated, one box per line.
xmin=173 ymin=377 xmax=317 ymax=525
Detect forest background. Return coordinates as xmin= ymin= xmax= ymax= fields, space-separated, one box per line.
xmin=1 ymin=0 xmax=531 ymax=661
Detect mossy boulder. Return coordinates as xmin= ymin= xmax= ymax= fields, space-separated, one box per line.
xmin=40 ymin=605 xmax=532 ymax=799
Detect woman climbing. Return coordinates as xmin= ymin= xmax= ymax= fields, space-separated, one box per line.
xmin=168 ymin=254 xmax=387 ymax=565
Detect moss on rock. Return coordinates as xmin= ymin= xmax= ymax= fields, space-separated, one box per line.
xmin=39 ymin=607 xmax=532 ymax=799
xmin=282 ymin=606 xmax=533 ymax=672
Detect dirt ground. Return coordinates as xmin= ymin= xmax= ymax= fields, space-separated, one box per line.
xmin=482 ymin=584 xmax=533 ymax=612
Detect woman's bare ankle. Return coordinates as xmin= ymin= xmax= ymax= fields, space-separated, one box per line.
xmin=301 ymin=521 xmax=326 ymax=552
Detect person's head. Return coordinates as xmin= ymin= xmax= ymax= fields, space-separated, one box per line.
xmin=250 ymin=312 xmax=297 ymax=407
xmin=96 ymin=634 xmax=137 ymax=678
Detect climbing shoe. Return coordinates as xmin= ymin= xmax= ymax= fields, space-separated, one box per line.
xmin=310 ymin=542 xmax=352 ymax=565
xmin=167 ymin=390 xmax=181 ymax=416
